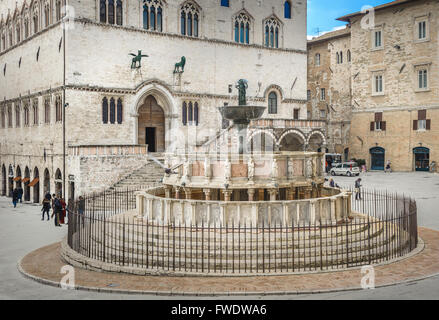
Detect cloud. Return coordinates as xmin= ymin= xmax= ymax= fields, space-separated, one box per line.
xmin=307 ymin=25 xmax=348 ymax=40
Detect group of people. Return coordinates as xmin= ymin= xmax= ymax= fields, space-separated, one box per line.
xmin=11 ymin=186 xmax=23 ymax=208
xmin=41 ymin=192 xmax=67 ymax=227
xmin=328 ymin=177 xmax=363 ymax=201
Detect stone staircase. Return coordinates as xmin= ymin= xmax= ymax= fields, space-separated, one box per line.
xmin=74 ymin=213 xmax=414 ymax=275
xmin=112 ymin=153 xmax=165 ymax=189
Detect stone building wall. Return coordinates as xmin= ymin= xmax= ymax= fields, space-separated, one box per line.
xmin=307 ymin=27 xmax=352 ymax=154
xmin=344 ymin=0 xmax=439 ymax=171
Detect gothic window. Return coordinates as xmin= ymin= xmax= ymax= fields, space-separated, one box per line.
xmin=109 ymin=98 xmax=115 ymax=124
xmin=15 ymin=104 xmax=21 ymax=127
xmin=284 ymin=1 xmax=292 ymax=19
xmin=143 ymin=0 xmax=163 ymax=32
xmin=100 ymin=0 xmax=106 ymax=23
xmin=44 ymin=4 xmax=50 ymax=27
xmin=194 ymin=102 xmax=199 ymax=126
xmin=7 ymin=105 xmax=12 ymax=127
xmin=24 ymin=105 xmax=29 ymax=126
xmin=117 ymin=98 xmax=123 ymax=124
xmin=44 ymin=98 xmax=50 ymax=124
xmin=264 ymin=17 xmax=280 ymax=48
xmin=32 ymin=5 xmax=39 ymax=34
xmin=102 ymin=97 xmax=123 ymax=124
xmin=8 ymin=106 xmax=12 ymax=128
xmin=182 ymin=101 xmax=199 ymax=126
xmin=100 ymin=0 xmax=123 ymax=26
xmin=182 ymin=102 xmax=187 ymax=126
xmin=56 ymin=1 xmax=62 ymax=21
xmin=347 ymin=50 xmax=351 ymax=62
xmin=9 ymin=28 xmax=13 ymax=47
xmin=33 ymin=100 xmax=38 ymax=125
xmin=268 ymin=92 xmax=277 ymax=114
xmin=1 ymin=107 xmax=5 ymax=128
xmin=55 ymin=96 xmax=62 ymax=122
xmin=16 ymin=24 xmax=20 ymax=43
xmin=234 ymin=12 xmax=250 ymax=44
xmin=24 ymin=19 xmax=29 ymax=38
xmin=102 ymin=97 xmax=108 ymax=124
xmin=181 ymin=2 xmax=200 ymax=37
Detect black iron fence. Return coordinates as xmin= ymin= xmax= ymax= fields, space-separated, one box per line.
xmin=67 ymin=187 xmax=418 ymax=275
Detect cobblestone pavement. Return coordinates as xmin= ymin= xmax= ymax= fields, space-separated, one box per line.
xmin=1 ymin=172 xmax=439 ymax=299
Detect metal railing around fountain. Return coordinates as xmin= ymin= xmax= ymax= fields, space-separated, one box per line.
xmin=67 ymin=188 xmax=418 ymax=275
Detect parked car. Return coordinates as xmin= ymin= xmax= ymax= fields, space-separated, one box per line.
xmin=330 ymin=162 xmax=360 ymax=177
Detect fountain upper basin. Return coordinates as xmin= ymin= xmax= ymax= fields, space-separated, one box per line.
xmin=218 ymin=105 xmax=266 ymax=125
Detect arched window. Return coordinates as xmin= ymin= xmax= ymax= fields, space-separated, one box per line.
xmin=102 ymin=97 xmax=108 ymax=124
xmin=264 ymin=17 xmax=281 ymax=48
xmin=182 ymin=102 xmax=187 ymax=126
xmin=109 ymin=98 xmax=116 ymax=124
xmin=100 ymin=0 xmax=123 ymax=26
xmin=100 ymin=0 xmax=107 ymax=23
xmin=181 ymin=12 xmax=186 ymax=35
xmin=7 ymin=105 xmax=12 ymax=127
xmin=340 ymin=51 xmax=343 ymax=64
xmin=1 ymin=107 xmax=5 ymax=128
xmin=234 ymin=12 xmax=251 ymax=44
xmin=117 ymin=98 xmax=123 ymax=124
xmin=336 ymin=52 xmax=339 ymax=64
xmin=33 ymin=100 xmax=38 ymax=125
xmin=268 ymin=92 xmax=277 ymax=114
xmin=108 ymin=0 xmax=115 ymax=24
xmin=116 ymin=0 xmax=123 ymax=26
xmin=16 ymin=24 xmax=20 ymax=43
xmin=55 ymin=96 xmax=62 ymax=122
xmin=44 ymin=98 xmax=50 ymax=124
xmin=284 ymin=1 xmax=292 ymax=19
xmin=15 ymin=104 xmax=21 ymax=127
xmin=44 ymin=5 xmax=50 ymax=27
xmin=181 ymin=1 xmax=200 ymax=38
xmin=143 ymin=0 xmax=163 ymax=31
xmin=194 ymin=102 xmax=199 ymax=126
xmin=347 ymin=50 xmax=351 ymax=62
xmin=24 ymin=105 xmax=29 ymax=126
xmin=24 ymin=19 xmax=29 ymax=38
xmin=188 ymin=102 xmax=193 ymax=124
xmin=221 ymin=0 xmax=229 ymax=7
xmin=56 ymin=1 xmax=62 ymax=21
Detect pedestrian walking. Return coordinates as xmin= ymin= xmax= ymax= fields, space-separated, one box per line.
xmin=385 ymin=160 xmax=392 ymax=173
xmin=78 ymin=196 xmax=86 ymax=226
xmin=12 ymin=188 xmax=19 ymax=208
xmin=41 ymin=197 xmax=51 ymax=221
xmin=355 ymin=178 xmax=362 ymax=200
xmin=59 ymin=196 xmax=66 ymax=224
xmin=51 ymin=194 xmax=62 ymax=227
xmin=17 ymin=186 xmax=23 ymax=203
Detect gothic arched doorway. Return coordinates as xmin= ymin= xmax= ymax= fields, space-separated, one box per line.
xmin=1 ymin=165 xmax=6 ymax=196
xmin=55 ymin=169 xmax=62 ymax=196
xmin=32 ymin=167 xmax=40 ymax=203
xmin=24 ymin=167 xmax=31 ymax=202
xmin=137 ymin=95 xmax=165 ymax=152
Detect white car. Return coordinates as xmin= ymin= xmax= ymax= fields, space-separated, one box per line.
xmin=330 ymin=162 xmax=360 ymax=177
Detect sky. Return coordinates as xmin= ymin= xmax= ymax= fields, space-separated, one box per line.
xmin=307 ymin=0 xmax=392 ymax=38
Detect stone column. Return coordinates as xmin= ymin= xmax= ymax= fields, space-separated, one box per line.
xmin=164 ymin=185 xmax=172 ymax=198
xmin=248 ymin=189 xmax=256 ymax=201
xmin=174 ymin=187 xmax=181 ymax=199
xmin=185 ymin=188 xmax=192 ymax=200
xmin=222 ymin=190 xmax=233 ymax=202
xmin=203 ymin=188 xmax=212 ymax=201
xmin=268 ymin=189 xmax=278 ymax=201
xmin=304 ymin=186 xmax=312 ymax=199
xmin=287 ymin=187 xmax=296 ymax=200
xmin=310 ymin=200 xmax=317 ymax=225
xmin=298 ymin=187 xmax=305 ymax=200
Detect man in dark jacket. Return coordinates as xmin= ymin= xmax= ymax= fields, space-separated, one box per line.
xmin=51 ymin=195 xmax=62 ymax=227
xmin=17 ymin=187 xmax=23 ymax=203
xmin=12 ymin=188 xmax=19 ymax=208
xmin=355 ymin=178 xmax=362 ymax=200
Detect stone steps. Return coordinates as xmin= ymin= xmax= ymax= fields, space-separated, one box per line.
xmin=112 ymin=160 xmax=165 ymax=189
